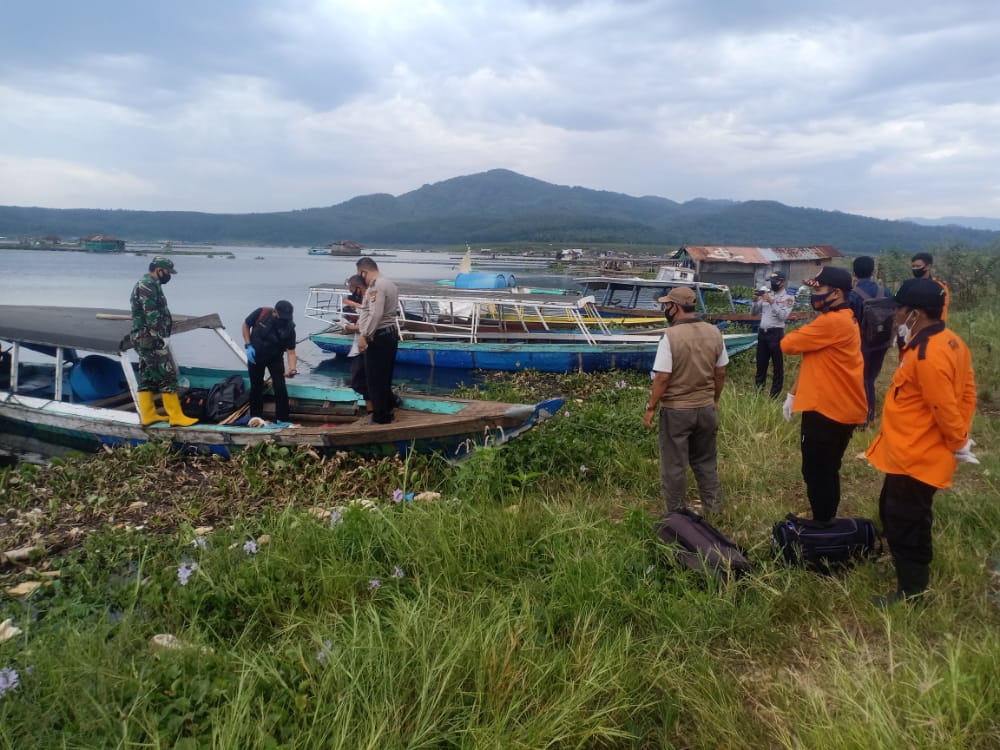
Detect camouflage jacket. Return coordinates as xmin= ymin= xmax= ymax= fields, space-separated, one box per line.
xmin=130 ymin=273 xmax=172 ymax=347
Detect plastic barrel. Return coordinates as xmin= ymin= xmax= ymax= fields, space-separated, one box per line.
xmin=70 ymin=355 xmax=126 ymax=402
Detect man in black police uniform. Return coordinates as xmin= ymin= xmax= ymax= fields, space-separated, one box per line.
xmin=241 ymin=300 xmax=298 ymax=423
xmin=355 ymin=257 xmax=400 ymax=424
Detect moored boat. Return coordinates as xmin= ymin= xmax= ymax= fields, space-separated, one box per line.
xmin=0 ymin=306 xmax=562 ymax=462
xmin=305 ymin=284 xmax=757 ymax=372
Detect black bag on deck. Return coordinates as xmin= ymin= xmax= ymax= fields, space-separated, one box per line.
xmin=180 ymin=387 xmax=210 ymax=420
xmin=655 ymin=509 xmax=753 ymax=581
xmin=204 ymin=375 xmax=247 ymax=423
xmin=772 ymin=514 xmax=878 ymax=572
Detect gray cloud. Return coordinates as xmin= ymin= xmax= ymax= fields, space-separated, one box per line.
xmin=1 ymin=0 xmax=998 ymax=219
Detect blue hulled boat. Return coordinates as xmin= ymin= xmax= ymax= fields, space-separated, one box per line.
xmin=305 ymin=284 xmax=757 ymax=373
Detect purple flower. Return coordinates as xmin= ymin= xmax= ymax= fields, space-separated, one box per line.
xmin=563 ymin=410 xmax=570 ymax=417
xmin=392 ymin=566 xmax=405 ymax=579
xmin=243 ymin=540 xmax=258 ymax=556
xmin=191 ymin=536 xmax=208 ymax=550
xmin=177 ymin=561 xmax=198 ymax=586
xmin=392 ymin=488 xmax=404 ymax=504
xmin=616 ymin=379 xmax=627 ymax=389
xmin=0 ymin=667 xmax=20 ymax=697
xmin=368 ymin=578 xmax=381 ymax=591
xmin=316 ymin=639 xmax=334 ymax=663
xmin=330 ymin=508 xmax=344 ymax=527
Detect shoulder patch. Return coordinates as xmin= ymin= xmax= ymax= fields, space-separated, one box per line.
xmin=369 ymin=291 xmax=378 ymax=303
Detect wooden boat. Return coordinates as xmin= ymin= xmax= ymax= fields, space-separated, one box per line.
xmin=577 ymin=268 xmax=809 ymax=328
xmin=305 ymin=284 xmax=757 ymax=372
xmin=0 ymin=306 xmax=562 ymax=462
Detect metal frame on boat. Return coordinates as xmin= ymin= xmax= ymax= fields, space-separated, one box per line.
xmin=305 ymin=284 xmax=758 ymax=372
xmin=0 ymin=305 xmax=561 ymax=462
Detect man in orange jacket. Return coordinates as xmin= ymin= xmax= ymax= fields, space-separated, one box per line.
xmin=781 ymin=266 xmax=867 ymax=522
xmin=866 ymin=278 xmax=976 ymax=606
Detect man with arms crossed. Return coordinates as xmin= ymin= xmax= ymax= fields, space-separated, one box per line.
xmin=867 ymin=278 xmax=976 ymax=606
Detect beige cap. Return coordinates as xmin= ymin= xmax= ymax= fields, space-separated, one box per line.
xmin=657 ymin=286 xmax=697 ymax=307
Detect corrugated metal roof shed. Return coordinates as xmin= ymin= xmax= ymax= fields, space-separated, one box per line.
xmin=681 ymin=245 xmax=842 ymax=264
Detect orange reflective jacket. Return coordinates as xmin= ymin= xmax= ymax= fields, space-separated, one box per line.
xmin=866 ymin=323 xmax=975 ymax=488
xmin=781 ymin=307 xmax=867 ymax=425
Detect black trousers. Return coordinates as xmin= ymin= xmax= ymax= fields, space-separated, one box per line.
xmin=879 ymin=473 xmax=936 ymax=565
xmin=364 ymin=329 xmax=398 ymax=424
xmin=800 ymin=410 xmax=856 ymax=522
xmin=349 ymin=354 xmax=368 ymax=399
xmin=248 ymin=356 xmax=289 ymax=422
xmin=861 ymin=346 xmax=890 ymax=423
xmin=755 ymin=328 xmax=784 ymax=398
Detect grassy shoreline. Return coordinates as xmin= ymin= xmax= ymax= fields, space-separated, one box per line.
xmin=1 ymin=311 xmax=998 ymax=748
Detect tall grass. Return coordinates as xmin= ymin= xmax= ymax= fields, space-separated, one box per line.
xmin=1 ymin=312 xmax=998 ymax=748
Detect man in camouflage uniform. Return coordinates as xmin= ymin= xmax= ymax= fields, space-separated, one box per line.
xmin=130 ymin=257 xmax=197 ymax=426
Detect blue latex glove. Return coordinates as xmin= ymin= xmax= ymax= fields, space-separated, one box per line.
xmin=246 ymin=344 xmax=256 ymax=364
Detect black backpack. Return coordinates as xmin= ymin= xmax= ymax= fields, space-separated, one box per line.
xmin=655 ymin=509 xmax=753 ymax=582
xmin=204 ymin=374 xmax=247 ymax=423
xmin=854 ymin=285 xmax=897 ymax=348
xmin=180 ymin=388 xmax=211 ymax=420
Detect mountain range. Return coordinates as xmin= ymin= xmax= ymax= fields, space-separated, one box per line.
xmin=2 ymin=169 xmax=998 ymax=255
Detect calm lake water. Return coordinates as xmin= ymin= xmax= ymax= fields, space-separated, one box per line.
xmin=0 ymin=246 xmax=578 ymax=392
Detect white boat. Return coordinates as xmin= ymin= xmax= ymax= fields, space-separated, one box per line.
xmin=0 ymin=306 xmax=562 ymax=462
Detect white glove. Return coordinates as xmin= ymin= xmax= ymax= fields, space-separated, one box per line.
xmin=782 ymin=393 xmax=795 ymax=422
xmin=954 ymin=438 xmax=979 ymax=465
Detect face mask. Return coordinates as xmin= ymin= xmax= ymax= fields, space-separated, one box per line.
xmin=897 ymin=310 xmax=917 ymax=343
xmin=809 ymin=291 xmax=831 ymax=311
xmin=770 ymin=281 xmax=782 ymax=292
xmin=158 ymin=271 xmax=171 ymax=285
xmin=663 ymin=304 xmax=676 ymax=323
xmin=912 ymin=267 xmax=927 ymax=278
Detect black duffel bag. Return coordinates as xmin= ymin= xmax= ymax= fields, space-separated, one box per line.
xmin=655 ymin=509 xmax=753 ymax=582
xmin=772 ymin=513 xmax=878 ymax=572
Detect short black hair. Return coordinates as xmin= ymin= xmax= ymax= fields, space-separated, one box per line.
xmin=345 ymin=274 xmax=365 ymax=288
xmin=911 ymin=252 xmax=933 ymax=265
xmin=852 ymin=256 xmax=875 ymax=278
xmin=356 ymin=257 xmax=379 ymax=272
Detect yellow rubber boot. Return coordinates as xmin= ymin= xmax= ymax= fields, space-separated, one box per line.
xmin=161 ymin=391 xmax=198 ymax=427
xmin=137 ymin=391 xmax=162 ymax=426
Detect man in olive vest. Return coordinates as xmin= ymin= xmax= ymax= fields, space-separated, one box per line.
xmin=644 ymin=286 xmax=729 ymax=514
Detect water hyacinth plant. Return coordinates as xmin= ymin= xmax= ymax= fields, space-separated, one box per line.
xmin=0 ymin=288 xmax=998 ymax=748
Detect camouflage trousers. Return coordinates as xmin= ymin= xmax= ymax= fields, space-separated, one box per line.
xmin=137 ymin=346 xmax=179 ymax=393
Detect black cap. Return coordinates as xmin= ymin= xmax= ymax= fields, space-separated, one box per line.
xmin=895 ymin=278 xmax=945 ymax=311
xmin=275 ymin=300 xmax=294 ymax=319
xmin=769 ymin=270 xmax=786 ymax=281
xmin=803 ymin=265 xmax=852 ymax=292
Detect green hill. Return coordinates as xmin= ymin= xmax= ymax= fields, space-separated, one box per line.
xmin=1 ymin=169 xmax=998 ymax=253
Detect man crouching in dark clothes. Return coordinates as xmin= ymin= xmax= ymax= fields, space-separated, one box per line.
xmin=242 ymin=300 xmax=298 ymax=423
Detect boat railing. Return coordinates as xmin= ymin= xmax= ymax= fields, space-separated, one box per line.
xmin=306 ymin=286 xmax=615 ymax=344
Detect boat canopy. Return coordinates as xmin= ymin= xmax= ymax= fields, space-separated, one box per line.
xmin=0 ymin=306 xmax=225 ymax=355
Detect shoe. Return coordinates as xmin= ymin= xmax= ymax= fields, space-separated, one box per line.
xmin=873 ymin=559 xmax=928 ymax=608
xmin=161 ymin=392 xmax=199 ymax=427
xmin=137 ymin=391 xmax=161 ymax=426
xmin=393 ymin=393 xmax=403 ymax=409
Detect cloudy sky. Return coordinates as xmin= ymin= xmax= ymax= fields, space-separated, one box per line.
xmin=2 ymin=1 xmax=999 ymax=219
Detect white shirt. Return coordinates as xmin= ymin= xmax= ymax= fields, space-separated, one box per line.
xmin=652 ymin=334 xmax=729 ymax=373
